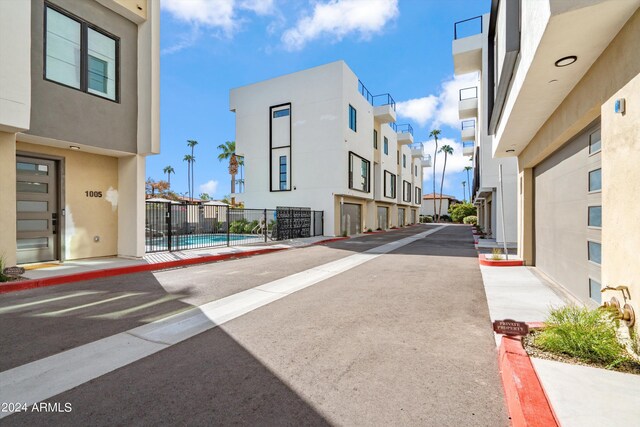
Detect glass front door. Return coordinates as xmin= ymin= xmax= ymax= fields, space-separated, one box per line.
xmin=16 ymin=156 xmax=58 ymax=264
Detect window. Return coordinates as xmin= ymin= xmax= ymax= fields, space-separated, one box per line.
xmin=414 ymin=165 xmax=417 ymax=177
xmin=589 ymin=279 xmax=601 ymax=304
xmin=589 ymin=129 xmax=601 ymax=154
xmin=403 ymin=181 xmax=411 ymax=203
xmin=348 ymin=152 xmax=370 ymax=192
xmin=415 ymin=187 xmax=421 ymax=202
xmin=279 ymin=156 xmax=287 ymax=190
xmin=373 ymin=129 xmax=378 ymax=149
xmin=349 ymin=105 xmax=357 ymax=131
xmin=397 ymin=150 xmax=399 ymax=165
xmin=45 ymin=5 xmax=118 ymax=101
xmin=383 ymin=137 xmax=388 ymax=155
xmin=588 ymin=168 xmax=602 ymax=192
xmin=588 ymin=241 xmax=601 ymax=265
xmin=588 ymin=206 xmax=602 ymax=228
xmin=273 ymin=108 xmax=290 ymax=118
xmin=384 ymin=171 xmax=396 ymax=198
xmin=403 ymin=154 xmax=407 ymax=168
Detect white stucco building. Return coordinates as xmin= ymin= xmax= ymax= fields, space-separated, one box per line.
xmin=453 ymin=12 xmax=518 ymax=247
xmin=229 ymin=61 xmax=428 ymax=236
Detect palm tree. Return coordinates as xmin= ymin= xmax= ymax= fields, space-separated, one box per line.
xmin=429 ymin=129 xmax=441 ymax=221
xmin=217 ymin=141 xmax=237 ymax=205
xmin=437 ymin=144 xmax=454 ymax=220
xmin=187 ymin=140 xmax=198 ymax=201
xmin=183 ymin=154 xmax=194 ymax=201
xmin=462 ymin=181 xmax=467 ymax=202
xmin=464 ymin=166 xmax=472 ymax=201
xmin=163 ymin=166 xmax=175 ymax=188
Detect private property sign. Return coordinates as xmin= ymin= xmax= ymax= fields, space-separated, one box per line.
xmin=492 ymin=319 xmax=529 ymax=336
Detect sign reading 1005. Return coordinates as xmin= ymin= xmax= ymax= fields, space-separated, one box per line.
xmin=85 ymin=191 xmax=103 ymax=198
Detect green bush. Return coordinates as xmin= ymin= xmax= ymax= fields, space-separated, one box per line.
xmin=463 ymin=215 xmax=478 ymax=225
xmin=420 ymin=215 xmax=433 ymax=223
xmin=534 ymin=306 xmax=630 ymax=366
xmin=449 ymin=203 xmax=477 ymax=223
xmin=229 ymin=219 xmax=249 ymax=234
xmin=0 ymin=255 xmax=9 ymax=283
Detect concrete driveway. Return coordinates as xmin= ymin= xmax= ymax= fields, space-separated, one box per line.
xmin=1 ymin=225 xmax=508 ymax=426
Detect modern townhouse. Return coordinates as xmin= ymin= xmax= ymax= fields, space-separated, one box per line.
xmin=0 ymin=0 xmax=160 ymax=265
xmin=453 ymin=13 xmax=518 ymax=249
xmin=229 ymin=61 xmax=427 ymax=236
xmin=420 ymin=193 xmax=461 ymax=218
xmin=455 ymin=0 xmax=640 ymax=329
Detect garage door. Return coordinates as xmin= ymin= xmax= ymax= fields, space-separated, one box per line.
xmin=534 ymin=122 xmax=601 ymax=303
xmin=341 ymin=203 xmax=361 ymax=236
xmin=377 ymin=206 xmax=388 ymax=230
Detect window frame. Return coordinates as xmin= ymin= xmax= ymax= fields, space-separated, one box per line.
xmin=44 ymin=2 xmax=120 ymax=102
xmin=279 ymin=155 xmax=287 ymax=191
xmin=587 ymin=205 xmax=602 ymax=228
xmin=587 ymin=240 xmax=602 ymax=265
xmin=588 ymin=278 xmax=602 ymax=304
xmin=383 ymin=170 xmax=396 ymax=199
xmin=373 ymin=129 xmax=378 ymax=149
xmin=588 ymin=168 xmax=602 ymax=193
xmin=415 ymin=187 xmax=421 ymax=202
xmin=402 ymin=180 xmax=412 ymax=203
xmin=383 ymin=137 xmax=388 ymax=155
xmin=588 ymin=129 xmax=601 ymax=155
xmin=273 ymin=108 xmax=290 ymax=118
xmin=348 ymin=105 xmax=357 ymax=132
xmin=348 ymin=151 xmax=370 ymax=193
xmin=403 ymin=154 xmax=407 ymax=168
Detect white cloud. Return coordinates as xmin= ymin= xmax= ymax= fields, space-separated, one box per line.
xmin=396 ymin=72 xmax=479 ymax=130
xmin=199 ymin=180 xmax=219 ymax=195
xmin=162 ymin=0 xmax=237 ymax=34
xmin=281 ymin=0 xmax=399 ymax=51
xmin=396 ymin=96 xmax=438 ymax=127
xmin=239 ymin=0 xmax=275 ymax=15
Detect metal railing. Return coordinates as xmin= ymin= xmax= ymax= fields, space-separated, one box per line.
xmin=396 ymin=123 xmax=413 ymax=135
xmin=454 ymin=15 xmax=483 ymax=40
xmin=463 ymin=141 xmax=475 ymax=149
xmin=459 ymin=86 xmax=478 ymax=100
xmin=462 ymin=120 xmax=476 ymax=130
xmin=358 ymin=80 xmax=396 ymax=111
xmin=145 ymin=202 xmax=323 ymax=253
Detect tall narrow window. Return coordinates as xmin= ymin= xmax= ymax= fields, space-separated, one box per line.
xmin=589 ymin=129 xmax=601 ymax=154
xmin=279 ymin=156 xmax=287 ymax=190
xmin=383 ymin=137 xmax=388 ymax=155
xmin=373 ymin=129 xmax=378 ymax=149
xmin=588 ymin=168 xmax=601 ymax=192
xmin=589 ymin=279 xmax=601 ymax=303
xmin=45 ymin=5 xmax=119 ymax=101
xmin=414 ymin=165 xmax=417 ymax=176
xmin=384 ymin=171 xmax=396 ymax=198
xmin=403 ymin=154 xmax=407 ymax=168
xmin=397 ymin=151 xmax=399 ymax=165
xmin=403 ymin=181 xmax=411 ymax=202
xmin=349 ymin=105 xmax=357 ymax=132
xmin=588 ymin=241 xmax=601 ymax=265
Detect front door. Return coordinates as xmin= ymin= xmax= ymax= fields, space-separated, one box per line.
xmin=16 ymin=156 xmax=59 ymax=264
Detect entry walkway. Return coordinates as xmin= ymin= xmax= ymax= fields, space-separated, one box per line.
xmin=20 ymin=235 xmax=336 ymax=281
xmin=479 ymin=265 xmax=640 ymax=427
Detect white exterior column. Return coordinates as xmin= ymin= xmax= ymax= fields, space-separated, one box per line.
xmin=118 ymin=155 xmax=145 ymax=257
xmin=0 ymin=133 xmax=17 ymax=266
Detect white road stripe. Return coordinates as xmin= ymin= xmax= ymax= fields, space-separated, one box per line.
xmin=0 ymin=225 xmax=446 ymax=417
xmin=87 ymin=294 xmax=183 ymax=320
xmin=0 ymin=291 xmax=105 ymax=314
xmin=34 ymin=293 xmax=144 ymax=317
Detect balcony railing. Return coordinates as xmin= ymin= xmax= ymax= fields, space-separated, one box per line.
xmin=358 ymin=80 xmax=396 ymax=111
xmin=462 ymin=119 xmax=476 ymax=130
xmin=454 ymin=15 xmax=482 ymax=39
xmin=463 ymin=141 xmax=475 ymax=149
xmin=459 ymin=86 xmax=478 ymax=101
xmin=396 ymin=123 xmax=413 ymax=135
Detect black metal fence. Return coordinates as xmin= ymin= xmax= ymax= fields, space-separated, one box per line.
xmin=145 ymin=202 xmax=324 ymax=253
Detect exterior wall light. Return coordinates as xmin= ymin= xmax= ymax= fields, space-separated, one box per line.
xmin=70 ymin=145 xmax=80 ymax=150
xmin=506 ymin=149 xmax=515 ymax=153
xmin=554 ymin=56 xmax=577 ymax=67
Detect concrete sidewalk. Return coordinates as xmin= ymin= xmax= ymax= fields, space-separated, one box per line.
xmin=480 ymin=265 xmax=640 ymax=427
xmin=19 ymin=235 xmax=335 ymax=281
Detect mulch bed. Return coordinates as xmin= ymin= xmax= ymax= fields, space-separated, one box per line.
xmin=522 ymin=330 xmax=640 ymax=375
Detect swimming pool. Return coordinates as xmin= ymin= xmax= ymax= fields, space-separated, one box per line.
xmin=146 ymin=233 xmax=265 ymax=252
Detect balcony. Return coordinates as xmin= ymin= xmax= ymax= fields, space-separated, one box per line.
xmin=359 ymin=80 xmax=396 ymax=123
xmin=452 ymin=16 xmax=483 ymax=75
xmin=421 ymin=154 xmax=432 ymax=168
xmin=458 ymin=86 xmax=478 ymax=119
xmin=410 ymin=142 xmax=423 ymax=158
xmin=461 ymin=119 xmax=475 ymax=141
xmin=393 ymin=123 xmax=414 ymax=145
xmin=463 ymin=141 xmax=475 ymax=157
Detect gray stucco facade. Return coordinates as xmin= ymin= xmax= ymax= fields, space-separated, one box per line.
xmin=28 ymin=0 xmax=138 ymax=153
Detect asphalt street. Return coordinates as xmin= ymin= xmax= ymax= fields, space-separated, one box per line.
xmin=0 ymin=224 xmax=509 ymax=426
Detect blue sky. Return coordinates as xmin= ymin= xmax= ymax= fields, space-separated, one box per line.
xmin=149 ymin=0 xmax=490 ymax=202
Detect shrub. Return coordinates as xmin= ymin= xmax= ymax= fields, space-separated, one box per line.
xmin=449 ymin=203 xmax=477 ymax=223
xmin=534 ymin=306 xmax=630 ymax=366
xmin=229 ymin=219 xmax=249 ymax=234
xmin=439 ymin=214 xmax=452 ymax=222
xmin=489 ymin=248 xmax=502 ymax=260
xmin=463 ymin=215 xmax=478 ymax=225
xmin=0 ymin=255 xmax=9 ymax=283
xmin=420 ymin=215 xmax=433 ymax=223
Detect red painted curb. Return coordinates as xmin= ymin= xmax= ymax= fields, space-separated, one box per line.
xmin=311 ymin=236 xmax=350 ymax=244
xmin=498 ymin=336 xmax=559 ymax=427
xmin=479 ymin=254 xmax=524 ymax=267
xmin=0 ymin=247 xmax=289 ymax=294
